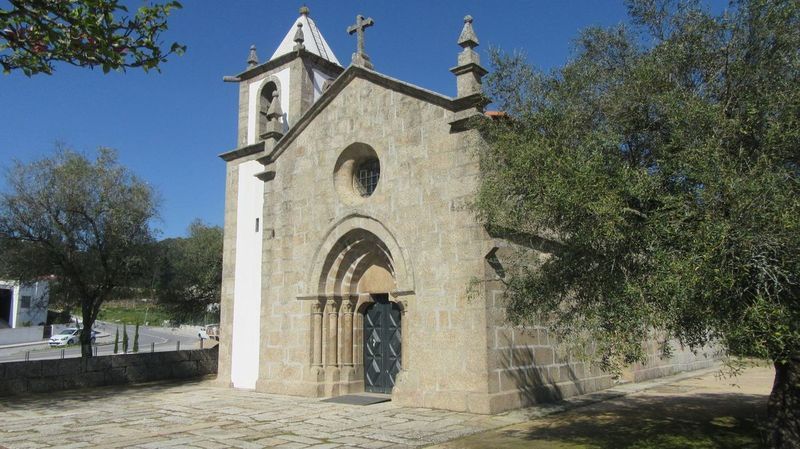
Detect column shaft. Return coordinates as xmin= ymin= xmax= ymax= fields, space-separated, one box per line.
xmin=341 ymin=300 xmax=354 ymax=366
xmin=311 ymin=301 xmax=323 ymax=367
xmin=326 ymin=299 xmax=338 ymax=366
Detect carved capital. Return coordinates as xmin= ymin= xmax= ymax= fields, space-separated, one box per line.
xmin=342 ymin=300 xmax=355 ymax=314
xmin=326 ymin=298 xmax=339 ymax=314
xmin=396 ymin=299 xmax=409 ymax=314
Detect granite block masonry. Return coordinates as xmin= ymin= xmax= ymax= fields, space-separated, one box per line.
xmin=217 ymin=8 xmax=718 ymax=414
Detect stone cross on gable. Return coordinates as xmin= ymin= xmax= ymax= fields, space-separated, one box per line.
xmin=347 ymin=14 xmax=374 ymax=69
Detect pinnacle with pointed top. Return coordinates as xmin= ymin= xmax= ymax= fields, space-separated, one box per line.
xmin=458 ymin=15 xmax=479 ymax=48
xmin=262 ymin=91 xmax=284 ymax=138
xmin=293 ymin=23 xmax=305 ymax=51
xmin=247 ymin=44 xmax=259 ymax=68
xmin=450 ymin=14 xmax=488 ymax=99
xmin=268 ymin=6 xmax=340 ymax=64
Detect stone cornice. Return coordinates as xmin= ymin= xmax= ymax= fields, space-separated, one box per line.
xmin=218 ymin=141 xmax=264 ymax=162
xmin=233 ymin=49 xmax=344 ymax=82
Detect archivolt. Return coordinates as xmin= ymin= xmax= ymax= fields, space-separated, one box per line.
xmin=305 ymin=214 xmax=414 ymax=297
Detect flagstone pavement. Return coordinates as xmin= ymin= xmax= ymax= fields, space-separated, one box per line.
xmin=0 ymin=380 xmax=525 ymax=449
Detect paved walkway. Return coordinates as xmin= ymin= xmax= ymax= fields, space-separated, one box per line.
xmin=0 ymin=381 xmax=523 ymax=448
xmin=0 ymin=364 xmax=772 ymax=449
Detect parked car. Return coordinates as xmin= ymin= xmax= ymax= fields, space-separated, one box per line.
xmin=48 ymin=328 xmax=97 ymax=347
xmin=198 ymin=324 xmax=219 ymax=341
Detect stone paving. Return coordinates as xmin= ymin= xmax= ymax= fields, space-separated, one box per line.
xmin=0 ymin=380 xmax=524 ymax=448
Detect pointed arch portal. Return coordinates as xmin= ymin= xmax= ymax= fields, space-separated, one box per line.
xmin=301 ymin=215 xmax=413 ymax=395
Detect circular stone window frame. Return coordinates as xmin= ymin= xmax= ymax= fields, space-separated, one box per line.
xmin=333 ymin=143 xmax=381 ymax=206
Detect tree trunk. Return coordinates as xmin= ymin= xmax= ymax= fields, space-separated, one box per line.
xmin=767 ymin=356 xmax=800 ymax=448
xmin=80 ymin=339 xmax=93 ymax=358
xmin=79 ymin=320 xmax=94 ymax=358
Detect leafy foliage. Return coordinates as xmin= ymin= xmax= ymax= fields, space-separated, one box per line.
xmin=122 ymin=322 xmax=128 ymax=353
xmin=154 ymin=220 xmax=222 ymax=324
xmin=478 ymin=0 xmax=799 ymax=372
xmin=0 ymin=147 xmax=158 ymax=356
xmin=132 ymin=322 xmax=139 ymax=353
xmin=0 ymin=0 xmax=185 ymax=76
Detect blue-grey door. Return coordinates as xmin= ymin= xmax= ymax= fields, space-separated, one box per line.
xmin=363 ymin=295 xmax=401 ymax=394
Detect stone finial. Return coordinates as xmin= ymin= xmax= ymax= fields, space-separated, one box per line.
xmin=456 ymin=15 xmax=481 ymax=66
xmin=450 ymin=14 xmax=488 ymax=99
xmin=458 ymin=15 xmax=479 ymax=48
xmin=299 ymin=5 xmax=310 ymax=16
xmin=347 ymin=14 xmax=375 ymax=69
xmin=266 ymin=91 xmax=283 ymax=121
xmin=263 ymin=91 xmax=284 ymax=137
xmin=293 ymin=23 xmax=305 ymax=51
xmin=247 ymin=44 xmax=259 ymax=68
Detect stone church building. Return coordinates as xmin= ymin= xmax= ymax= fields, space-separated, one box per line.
xmin=217 ymin=9 xmax=715 ymax=414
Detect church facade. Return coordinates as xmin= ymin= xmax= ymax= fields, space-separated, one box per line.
xmin=217 ymin=9 xmax=716 ymax=414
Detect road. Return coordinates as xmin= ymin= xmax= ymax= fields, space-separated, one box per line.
xmin=0 ymin=322 xmax=209 ymax=363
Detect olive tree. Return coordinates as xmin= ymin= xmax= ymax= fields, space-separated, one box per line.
xmin=477 ymin=0 xmax=798 ymax=446
xmin=0 ymin=147 xmax=158 ymax=357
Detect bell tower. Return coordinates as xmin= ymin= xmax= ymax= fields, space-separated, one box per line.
xmin=225 ymin=7 xmax=344 ymax=152
xmin=218 ymin=7 xmax=343 ymax=390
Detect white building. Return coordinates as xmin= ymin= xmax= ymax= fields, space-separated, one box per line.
xmin=0 ymin=280 xmax=49 ymax=329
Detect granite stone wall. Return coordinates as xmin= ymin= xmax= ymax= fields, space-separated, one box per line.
xmin=483 ymin=251 xmax=719 ymax=413
xmin=0 ymin=347 xmax=217 ymax=396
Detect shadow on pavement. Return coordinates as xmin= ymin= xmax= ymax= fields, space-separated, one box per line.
xmin=494 ymin=392 xmax=767 ymax=449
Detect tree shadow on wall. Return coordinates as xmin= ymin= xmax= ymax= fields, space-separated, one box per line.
xmin=499 ymin=333 xmax=587 ymax=407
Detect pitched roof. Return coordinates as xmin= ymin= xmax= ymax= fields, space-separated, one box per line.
xmin=270 ymin=11 xmax=340 ymax=66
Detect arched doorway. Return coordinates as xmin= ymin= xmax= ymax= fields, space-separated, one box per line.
xmin=363 ymin=294 xmax=401 ymax=393
xmin=305 ymin=220 xmax=413 ymax=396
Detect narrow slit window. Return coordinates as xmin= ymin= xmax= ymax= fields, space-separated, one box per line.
xmin=255 ymin=218 xmax=260 ymax=232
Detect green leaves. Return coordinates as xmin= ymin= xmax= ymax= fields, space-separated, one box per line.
xmin=0 ymin=146 xmax=159 ymax=356
xmin=154 ymin=220 xmax=222 ymax=324
xmin=0 ymin=0 xmax=185 ymax=76
xmin=479 ymin=0 xmax=800 ymax=372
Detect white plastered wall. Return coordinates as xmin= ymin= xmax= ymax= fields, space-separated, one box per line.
xmin=14 ymin=281 xmax=48 ymax=326
xmin=247 ymin=68 xmax=291 ymax=145
xmin=230 ymin=160 xmax=265 ymax=389
xmin=312 ymin=68 xmax=334 ymax=101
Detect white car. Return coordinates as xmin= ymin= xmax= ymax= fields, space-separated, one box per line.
xmin=48 ymin=328 xmax=97 ymax=347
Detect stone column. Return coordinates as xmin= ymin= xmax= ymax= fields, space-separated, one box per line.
xmin=341 ymin=299 xmax=355 ymax=367
xmin=311 ymin=300 xmax=324 ymax=367
xmin=326 ymin=299 xmax=339 ymax=367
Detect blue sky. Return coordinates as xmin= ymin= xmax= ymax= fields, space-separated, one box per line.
xmin=0 ymin=1 xmax=724 ymax=238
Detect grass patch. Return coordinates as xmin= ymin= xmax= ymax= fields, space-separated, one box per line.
xmin=98 ymin=303 xmax=171 ymax=326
